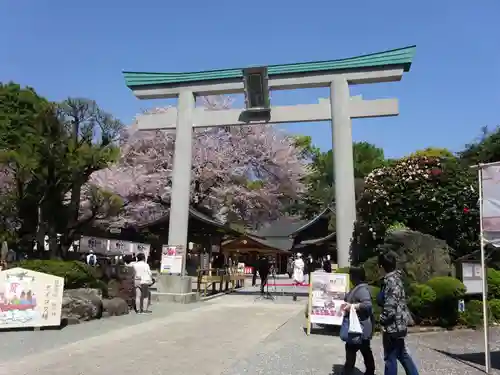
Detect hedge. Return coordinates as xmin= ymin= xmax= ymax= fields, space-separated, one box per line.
xmin=15 ymin=259 xmax=107 ymax=294
xmin=335 ymin=265 xmax=500 ymax=329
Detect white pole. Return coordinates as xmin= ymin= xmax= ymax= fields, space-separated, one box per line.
xmin=478 ymin=166 xmax=491 ymax=373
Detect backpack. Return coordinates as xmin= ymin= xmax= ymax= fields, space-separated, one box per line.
xmin=88 ymin=254 xmax=97 ymax=266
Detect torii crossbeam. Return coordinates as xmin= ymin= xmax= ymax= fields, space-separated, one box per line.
xmin=123 ymin=45 xmax=415 ymax=275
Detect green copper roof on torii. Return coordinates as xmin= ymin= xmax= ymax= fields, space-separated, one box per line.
xmin=123 ymin=45 xmax=415 ymax=88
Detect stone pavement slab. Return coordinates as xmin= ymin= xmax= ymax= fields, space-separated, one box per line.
xmin=0 ymin=295 xmax=304 ymax=375
xmin=0 ymin=300 xmax=199 ymax=362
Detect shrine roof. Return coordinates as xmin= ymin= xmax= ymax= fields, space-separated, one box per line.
xmin=137 ymin=206 xmax=237 ymax=234
xmin=123 ymin=45 xmax=415 ymax=88
xmin=223 ymin=234 xmax=293 ymax=253
xmin=294 ymin=231 xmax=336 ymax=248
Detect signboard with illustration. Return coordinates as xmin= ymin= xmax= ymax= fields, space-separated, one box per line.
xmin=0 ymin=268 xmax=64 ymax=329
xmin=306 ymin=271 xmax=350 ymax=334
xmin=160 ymin=245 xmax=184 ymax=274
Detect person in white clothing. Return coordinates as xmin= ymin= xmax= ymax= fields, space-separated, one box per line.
xmin=293 ymin=253 xmax=305 ymax=285
xmin=132 ymin=252 xmax=153 ymax=314
xmin=86 ymin=250 xmax=97 ymax=266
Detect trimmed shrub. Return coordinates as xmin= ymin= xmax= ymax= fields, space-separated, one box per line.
xmin=489 ymin=299 xmax=500 ymax=322
xmin=461 ymin=300 xmax=482 ymax=328
xmin=15 ymin=259 xmax=107 ymax=294
xmin=426 ymin=276 xmax=466 ymax=327
xmin=426 ymin=276 xmax=466 ymax=299
xmin=363 ymin=256 xmax=383 ymax=285
xmin=487 ymin=268 xmax=500 ymax=300
xmin=407 ymin=283 xmax=436 ymax=324
xmin=460 ymin=299 xmax=494 ymax=328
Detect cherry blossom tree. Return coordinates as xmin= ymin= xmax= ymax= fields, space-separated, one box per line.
xmin=90 ymin=97 xmax=309 ymax=227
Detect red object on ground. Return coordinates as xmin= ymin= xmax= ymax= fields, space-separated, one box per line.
xmin=268 ymin=283 xmax=310 ymax=287
xmin=463 ymin=207 xmax=470 ymax=213
xmin=0 ymin=303 xmax=35 ymax=312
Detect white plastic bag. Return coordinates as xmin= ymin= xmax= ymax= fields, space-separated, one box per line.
xmin=348 ymin=305 xmax=363 ymax=334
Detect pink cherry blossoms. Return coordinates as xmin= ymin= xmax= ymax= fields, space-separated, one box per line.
xmin=90 ymin=97 xmax=308 ymax=227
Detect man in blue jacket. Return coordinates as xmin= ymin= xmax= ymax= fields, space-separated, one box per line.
xmin=378 ymin=251 xmax=419 ymax=375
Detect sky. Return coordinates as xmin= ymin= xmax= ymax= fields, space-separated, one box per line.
xmin=1 ymin=0 xmax=499 ymax=159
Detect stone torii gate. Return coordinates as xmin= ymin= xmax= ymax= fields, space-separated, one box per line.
xmin=123 ymin=45 xmax=415 ymax=277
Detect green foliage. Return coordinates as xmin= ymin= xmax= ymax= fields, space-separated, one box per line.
xmin=426 ymin=276 xmax=466 ymax=327
xmin=409 ymin=147 xmax=455 ymax=159
xmin=386 ymin=222 xmax=408 ymax=232
xmin=407 ymin=283 xmax=436 ymax=322
xmin=460 ymin=300 xmax=487 ymax=328
xmin=487 ymin=268 xmax=500 ymax=299
xmin=16 ymin=259 xmax=106 ymax=292
xmin=489 ymin=299 xmax=500 ymax=321
xmin=362 ymin=256 xmax=383 ymax=284
xmin=0 ymin=84 xmax=124 ymax=255
xmin=289 ymin=142 xmax=385 ymax=219
xmin=426 ymin=276 xmax=466 ymax=299
xmin=352 ymin=156 xmax=478 ymax=263
xmin=370 ymin=285 xmax=381 ymax=331
xmin=459 ymin=126 xmax=500 ymax=166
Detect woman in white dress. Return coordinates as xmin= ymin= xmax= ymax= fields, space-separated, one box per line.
xmin=292 ymin=253 xmax=305 ymax=285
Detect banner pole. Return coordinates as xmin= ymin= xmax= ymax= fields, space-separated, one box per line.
xmin=478 ymin=166 xmax=491 ymax=373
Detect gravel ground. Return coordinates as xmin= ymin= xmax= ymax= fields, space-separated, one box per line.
xmin=1 ymin=293 xmax=499 ymax=375
xmin=224 ymin=310 xmax=500 ymax=375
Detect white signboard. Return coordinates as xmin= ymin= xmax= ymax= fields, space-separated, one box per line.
xmin=160 ymin=245 xmax=184 ymax=274
xmin=482 ymin=165 xmax=500 ymax=246
xmin=0 ymin=268 xmax=64 ymax=329
xmin=309 ymin=271 xmax=349 ymax=326
xmin=109 ymin=239 xmax=132 ymax=254
xmin=79 ymin=236 xmax=108 ymax=254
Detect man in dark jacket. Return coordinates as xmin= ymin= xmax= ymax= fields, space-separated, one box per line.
xmin=257 ymin=256 xmax=270 ymax=294
xmin=378 ymin=251 xmax=419 ymax=375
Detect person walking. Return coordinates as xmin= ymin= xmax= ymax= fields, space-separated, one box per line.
xmin=323 ymin=254 xmax=332 ymax=273
xmin=257 ymin=255 xmax=270 ymax=294
xmin=341 ymin=267 xmax=376 ymax=375
xmin=378 ymin=251 xmax=419 ymax=375
xmin=132 ymin=252 xmax=153 ymax=314
xmin=292 ymin=253 xmax=305 ymax=285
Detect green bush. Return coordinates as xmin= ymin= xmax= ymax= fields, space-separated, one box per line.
xmin=426 ymin=276 xmax=466 ymax=299
xmin=460 ymin=300 xmax=494 ymax=328
xmin=489 ymin=299 xmax=500 ymax=322
xmin=370 ymin=286 xmax=381 ymax=331
xmin=15 ymin=259 xmax=106 ymax=293
xmin=487 ymin=268 xmax=500 ymax=299
xmin=407 ymin=283 xmax=436 ymax=323
xmin=426 ymin=276 xmax=466 ymax=327
xmin=363 ymin=256 xmax=383 ymax=285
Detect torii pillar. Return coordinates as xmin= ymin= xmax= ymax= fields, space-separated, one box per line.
xmin=123 ymin=46 xmax=415 ymax=277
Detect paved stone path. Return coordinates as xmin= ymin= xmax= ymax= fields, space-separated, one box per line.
xmin=0 ymin=295 xmax=303 ymax=375
xmin=1 ymin=294 xmax=500 ymax=375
